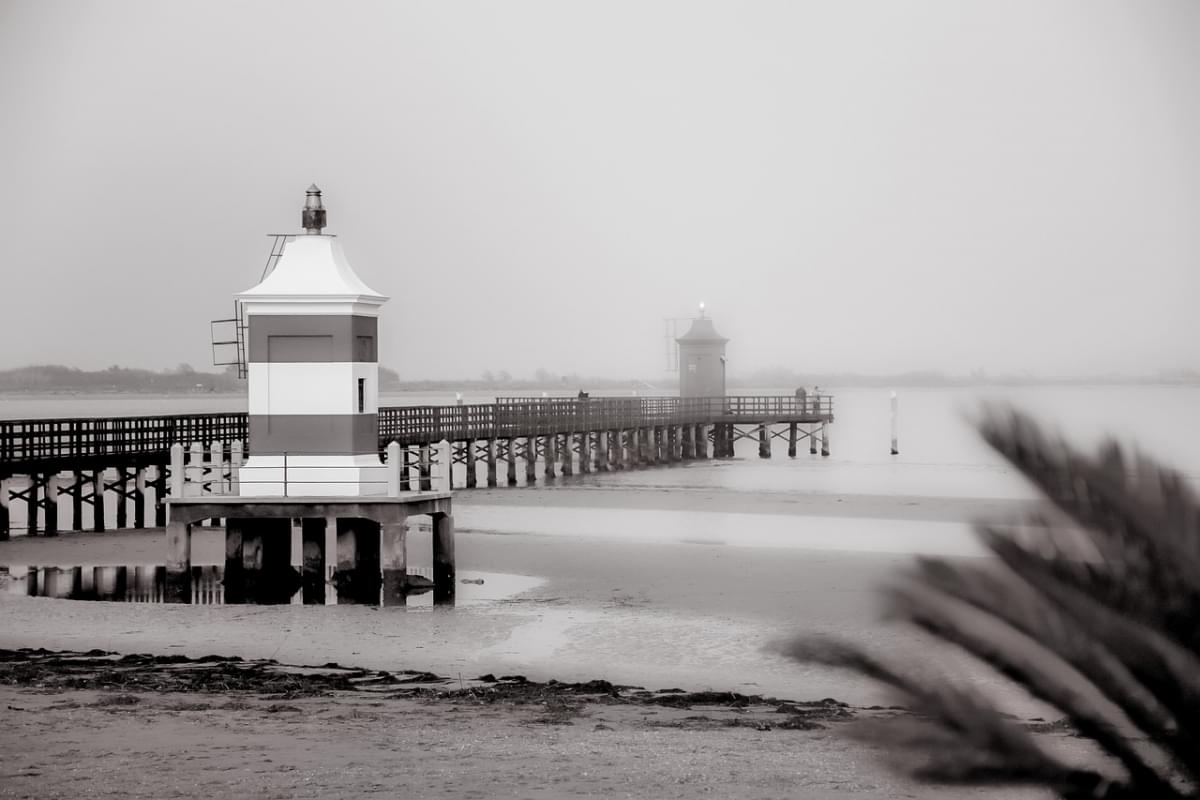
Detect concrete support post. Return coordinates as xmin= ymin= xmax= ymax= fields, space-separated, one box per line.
xmin=506 ymin=438 xmax=518 ymax=486
xmin=224 ymin=520 xmax=245 ymax=604
xmin=381 ymin=515 xmax=408 ymax=607
xmin=290 ymin=518 xmax=304 ymax=605
xmin=433 ymin=513 xmax=455 ymax=606
xmin=485 ymin=439 xmax=498 ymax=488
xmin=419 ymin=444 xmax=433 ymax=491
xmin=821 ymin=423 xmax=830 ymax=457
xmin=164 ymin=518 xmax=191 ymax=603
xmin=695 ymin=424 xmax=708 ymax=459
xmin=681 ymin=426 xmax=694 ymax=459
xmin=387 ymin=441 xmax=402 ymax=496
xmin=758 ymin=424 xmax=771 ymax=458
xmin=788 ymin=423 xmax=798 ymax=458
xmin=525 ymin=436 xmax=538 ymax=484
xmin=336 ymin=520 xmax=357 ymax=604
xmin=323 ymin=517 xmax=338 ymax=605
xmin=301 ymin=519 xmax=327 ymax=605
xmin=44 ymin=473 xmax=59 ymax=536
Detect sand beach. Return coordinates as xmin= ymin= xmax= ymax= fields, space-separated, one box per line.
xmin=0 ymin=486 xmax=1077 ymax=798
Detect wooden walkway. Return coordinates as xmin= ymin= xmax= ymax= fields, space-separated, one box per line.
xmin=0 ymin=395 xmax=833 ymax=538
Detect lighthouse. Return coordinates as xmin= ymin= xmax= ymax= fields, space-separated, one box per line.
xmin=236 ymin=186 xmax=390 ymax=496
xmin=676 ymin=304 xmax=729 ymax=398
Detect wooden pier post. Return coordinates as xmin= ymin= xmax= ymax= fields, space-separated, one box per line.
xmin=71 ymin=470 xmax=84 ymax=530
xmin=115 ymin=468 xmax=129 ymax=529
xmin=323 ymin=517 xmax=338 ymax=605
xmin=381 ymin=514 xmax=408 ymax=607
xmin=695 ymin=424 xmax=708 ymax=459
xmin=92 ymin=470 xmax=105 ymax=532
xmin=544 ymin=434 xmax=557 ymax=479
xmin=578 ymin=432 xmax=591 ymax=474
xmin=165 ymin=518 xmax=191 ymax=603
xmin=608 ymin=430 xmax=621 ymax=470
xmin=560 ymin=432 xmax=573 ymax=476
xmin=25 ymin=476 xmax=38 ymax=536
xmin=890 ymin=391 xmax=899 ymax=455
xmin=134 ymin=468 xmax=146 ymax=529
xmin=681 ymin=425 xmax=694 ymax=459
xmin=528 ymin=438 xmax=542 ymax=482
xmin=821 ymin=423 xmax=830 ymax=456
xmin=639 ymin=428 xmax=652 ymax=465
xmin=810 ymin=425 xmax=818 ymax=455
xmin=0 ymin=478 xmax=9 ymax=541
xmin=433 ymin=512 xmax=455 ymax=606
xmin=154 ymin=464 xmax=168 ymax=526
xmin=419 ymin=444 xmax=433 ymax=491
xmin=506 ymin=438 xmax=517 ymax=485
xmin=94 ymin=566 xmax=127 ymax=601
xmin=44 ymin=474 xmax=59 ymax=536
xmin=788 ymin=423 xmax=798 ymax=458
xmin=485 ymin=439 xmax=498 ymax=488
xmin=758 ymin=424 xmax=770 ymax=458
xmin=464 ymin=440 xmax=477 ymax=489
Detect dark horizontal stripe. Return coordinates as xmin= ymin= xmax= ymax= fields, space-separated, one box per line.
xmin=248 ymin=315 xmax=377 ymax=363
xmin=249 ymin=414 xmax=378 ymax=455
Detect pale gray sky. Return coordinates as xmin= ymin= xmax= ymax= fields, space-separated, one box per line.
xmin=2 ymin=1 xmax=1197 ymax=380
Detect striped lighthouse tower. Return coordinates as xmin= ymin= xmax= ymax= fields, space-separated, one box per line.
xmin=236 ymin=186 xmax=390 ymax=496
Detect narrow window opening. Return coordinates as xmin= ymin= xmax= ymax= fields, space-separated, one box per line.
xmin=358 ymin=378 xmax=365 ymax=413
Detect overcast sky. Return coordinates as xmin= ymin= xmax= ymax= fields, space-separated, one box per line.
xmin=2 ymin=1 xmax=1197 ymax=380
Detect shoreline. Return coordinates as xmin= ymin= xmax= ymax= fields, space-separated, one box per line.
xmin=0 ymin=647 xmax=1066 ymax=799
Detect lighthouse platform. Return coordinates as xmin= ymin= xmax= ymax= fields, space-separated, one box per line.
xmin=164 ymin=492 xmax=453 ymax=607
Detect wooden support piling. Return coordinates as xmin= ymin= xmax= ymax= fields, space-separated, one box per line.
xmin=134 ymin=468 xmax=146 ymax=529
xmin=92 ymin=470 xmax=105 ymax=532
xmin=26 ymin=475 xmax=39 ymax=536
xmin=71 ymin=470 xmax=84 ymax=530
xmin=301 ymin=519 xmax=327 ymax=605
xmin=560 ymin=433 xmax=572 ymax=476
xmin=544 ymin=434 xmax=556 ymax=479
xmin=464 ymin=440 xmax=477 ymax=488
xmin=810 ymin=425 xmax=818 ymax=455
xmin=115 ymin=468 xmax=129 ymax=529
xmin=154 ymin=464 xmax=168 ymax=526
xmin=419 ymin=444 xmax=433 ymax=491
xmin=758 ymin=424 xmax=771 ymax=458
xmin=578 ymin=432 xmax=591 ymax=474
xmin=821 ymin=423 xmax=830 ymax=456
xmin=0 ymin=478 xmax=9 ymax=541
xmin=485 ymin=439 xmax=498 ymax=488
xmin=223 ymin=520 xmax=245 ymax=604
xmin=525 ymin=436 xmax=538 ymax=484
xmin=506 ymin=438 xmax=517 ymax=485
xmin=290 ymin=518 xmax=304 ymax=605
xmin=44 ymin=474 xmax=59 ymax=536
xmin=695 ymin=424 xmax=708 ymax=459
xmin=788 ymin=423 xmax=798 ymax=457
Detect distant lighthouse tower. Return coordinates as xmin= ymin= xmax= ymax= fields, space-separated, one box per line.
xmin=236 ymin=186 xmax=389 ymax=496
xmin=676 ymin=303 xmax=728 ymax=398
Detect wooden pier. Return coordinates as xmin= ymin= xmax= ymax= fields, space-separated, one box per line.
xmin=0 ymin=395 xmax=833 ymax=538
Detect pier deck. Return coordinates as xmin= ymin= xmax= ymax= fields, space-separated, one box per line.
xmin=0 ymin=395 xmax=833 ymax=537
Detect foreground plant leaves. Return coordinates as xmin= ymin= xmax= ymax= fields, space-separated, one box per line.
xmin=778 ymin=407 xmax=1200 ymax=799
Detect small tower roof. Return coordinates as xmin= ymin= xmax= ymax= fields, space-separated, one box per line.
xmin=676 ymin=313 xmax=728 ymax=344
xmin=238 ymin=235 xmax=387 ymax=304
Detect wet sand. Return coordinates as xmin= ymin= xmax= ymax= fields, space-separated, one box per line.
xmin=0 ymin=491 xmax=1063 ymax=797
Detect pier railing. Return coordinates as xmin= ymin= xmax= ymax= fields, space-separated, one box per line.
xmin=2 ymin=395 xmax=832 ymax=471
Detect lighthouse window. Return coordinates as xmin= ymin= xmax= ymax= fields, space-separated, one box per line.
xmin=358 ymin=378 xmax=365 ymax=413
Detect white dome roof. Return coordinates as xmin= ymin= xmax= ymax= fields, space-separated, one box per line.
xmin=238 ymin=235 xmax=387 ymax=304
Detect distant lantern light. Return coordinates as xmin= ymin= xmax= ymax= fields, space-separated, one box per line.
xmin=302 ymin=184 xmax=326 ymax=234
xmin=698 ymin=301 xmax=706 ymax=317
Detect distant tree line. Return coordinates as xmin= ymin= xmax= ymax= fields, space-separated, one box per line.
xmin=0 ymin=364 xmax=243 ymax=393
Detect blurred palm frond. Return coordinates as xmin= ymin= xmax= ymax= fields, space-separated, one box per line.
xmin=778 ymin=406 xmax=1200 ymax=799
